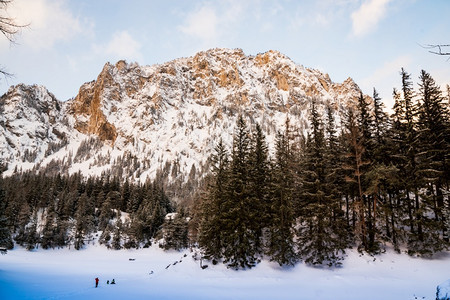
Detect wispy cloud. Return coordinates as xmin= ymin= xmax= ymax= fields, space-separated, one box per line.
xmin=351 ymin=0 xmax=392 ymax=37
xmin=94 ymin=30 xmax=142 ymax=62
xmin=177 ymin=1 xmax=244 ymax=47
xmin=178 ymin=6 xmax=219 ymax=43
xmin=0 ymin=0 xmax=90 ymax=50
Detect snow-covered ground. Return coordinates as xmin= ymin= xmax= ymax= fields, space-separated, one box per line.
xmin=0 ymin=244 xmax=449 ymax=300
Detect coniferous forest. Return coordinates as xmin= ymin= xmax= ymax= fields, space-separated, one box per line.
xmin=195 ymin=69 xmax=450 ymax=268
xmin=0 ymin=68 xmax=449 ymax=269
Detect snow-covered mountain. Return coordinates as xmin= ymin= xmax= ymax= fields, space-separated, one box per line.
xmin=0 ymin=48 xmax=365 ymax=191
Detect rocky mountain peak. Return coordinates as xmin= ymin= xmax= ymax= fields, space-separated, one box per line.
xmin=1 ymin=48 xmax=366 ymax=190
xmin=0 ymin=84 xmax=68 ymax=164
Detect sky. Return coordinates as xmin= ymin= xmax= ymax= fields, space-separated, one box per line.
xmin=0 ymin=0 xmax=449 ymax=111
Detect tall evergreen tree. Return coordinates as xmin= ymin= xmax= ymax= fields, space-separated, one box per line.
xmin=324 ymin=105 xmax=351 ymax=251
xmin=162 ymin=207 xmax=189 ymax=250
xmin=198 ymin=138 xmax=229 ymax=261
xmin=24 ymin=211 xmax=39 ymax=251
xmin=399 ymin=69 xmax=427 ymax=255
xmin=267 ymin=118 xmax=297 ymax=266
xmin=0 ymin=174 xmax=13 ymax=250
xmin=342 ymin=107 xmax=368 ymax=251
xmin=41 ymin=202 xmax=56 ymax=249
xmin=415 ymin=70 xmax=450 ymax=248
xmin=297 ymin=101 xmax=346 ymax=265
xmin=248 ymin=123 xmax=271 ymax=253
xmin=73 ymin=193 xmax=95 ymax=250
xmin=372 ymin=88 xmax=391 ymax=164
xmin=112 ymin=218 xmax=123 ymax=250
xmin=221 ymin=115 xmax=260 ymax=269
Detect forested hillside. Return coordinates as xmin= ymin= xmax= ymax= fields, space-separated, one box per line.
xmin=195 ymin=69 xmax=450 ymax=268
xmin=0 ymin=67 xmax=449 ymax=270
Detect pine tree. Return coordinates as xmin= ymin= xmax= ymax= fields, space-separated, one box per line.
xmin=112 ymin=218 xmax=123 ymax=250
xmin=0 ymin=175 xmax=13 ymax=249
xmin=98 ymin=196 xmax=114 ymax=231
xmin=120 ymin=179 xmax=131 ymax=212
xmin=247 ymin=123 xmax=271 ymax=253
xmin=357 ymin=92 xmax=374 ymax=160
xmin=99 ymin=224 xmax=112 ymax=247
xmin=297 ymin=101 xmax=346 ymax=265
xmin=24 ymin=211 xmax=39 ymax=251
xmin=372 ymin=88 xmax=391 ymax=164
xmin=221 ymin=115 xmax=259 ymax=269
xmin=368 ymin=89 xmax=402 ymax=250
xmin=198 ymin=139 xmax=229 ymax=261
xmin=356 ymin=91 xmax=386 ymax=252
xmin=324 ymin=105 xmax=351 ymax=252
xmin=415 ymin=70 xmax=450 ymax=249
xmin=267 ymin=118 xmax=297 ymax=266
xmin=162 ymin=207 xmax=189 ymax=250
xmin=14 ymin=200 xmax=32 ymax=246
xmin=342 ymin=107 xmax=369 ymax=251
xmin=399 ymin=68 xmax=429 ymax=255
xmin=74 ymin=193 xmax=94 ymax=250
xmin=41 ymin=202 xmax=56 ymax=249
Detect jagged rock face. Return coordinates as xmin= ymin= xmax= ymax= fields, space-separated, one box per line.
xmin=0 ymin=84 xmax=69 ymax=164
xmin=0 ymin=48 xmax=365 ymax=185
xmin=68 ymin=48 xmax=362 ymax=140
xmin=70 ymin=63 xmax=118 ymax=142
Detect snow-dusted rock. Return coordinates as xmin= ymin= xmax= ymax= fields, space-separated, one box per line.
xmin=0 ymin=48 xmax=366 ymax=187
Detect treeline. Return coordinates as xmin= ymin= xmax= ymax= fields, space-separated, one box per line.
xmin=195 ymin=69 xmax=450 ymax=269
xmin=0 ymin=171 xmax=190 ymax=251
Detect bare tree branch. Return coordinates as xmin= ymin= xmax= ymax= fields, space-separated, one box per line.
xmin=423 ymin=44 xmax=450 ymax=56
xmin=1 ymin=0 xmax=27 ymax=81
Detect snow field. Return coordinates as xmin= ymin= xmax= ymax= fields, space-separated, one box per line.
xmin=1 ymin=244 xmax=449 ymax=300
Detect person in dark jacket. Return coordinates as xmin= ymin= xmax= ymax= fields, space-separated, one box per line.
xmin=95 ymin=277 xmax=99 ymax=288
xmin=111 ymin=279 xmax=115 ymax=284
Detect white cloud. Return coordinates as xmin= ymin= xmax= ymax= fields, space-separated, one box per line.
xmin=104 ymin=31 xmax=142 ymax=61
xmin=351 ymin=0 xmax=392 ymax=37
xmin=93 ymin=30 xmax=142 ymax=62
xmin=177 ymin=1 xmax=245 ymax=46
xmin=179 ymin=6 xmax=219 ymax=42
xmin=1 ymin=0 xmax=88 ymax=50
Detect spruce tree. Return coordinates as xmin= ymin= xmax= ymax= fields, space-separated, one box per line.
xmin=342 ymin=107 xmax=368 ymax=251
xmin=112 ymin=218 xmax=123 ymax=250
xmin=198 ymin=138 xmax=229 ymax=261
xmin=372 ymin=88 xmax=391 ymax=164
xmin=162 ymin=207 xmax=189 ymax=250
xmin=248 ymin=123 xmax=271 ymax=253
xmin=358 ymin=91 xmax=386 ymax=252
xmin=24 ymin=211 xmax=39 ymax=251
xmin=74 ymin=193 xmax=94 ymax=250
xmin=267 ymin=119 xmax=297 ymax=266
xmin=221 ymin=115 xmax=259 ymax=269
xmin=297 ymin=101 xmax=346 ymax=265
xmin=399 ymin=69 xmax=428 ymax=255
xmin=41 ymin=202 xmax=56 ymax=249
xmin=0 ymin=176 xmax=13 ymax=250
xmin=415 ymin=70 xmax=450 ymax=250
xmin=324 ymin=105 xmax=351 ymax=252
xmin=367 ymin=89 xmax=401 ymax=250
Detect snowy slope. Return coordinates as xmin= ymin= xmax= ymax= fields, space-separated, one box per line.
xmin=0 ymin=48 xmax=366 ymax=187
xmin=0 ymin=244 xmax=449 ymax=300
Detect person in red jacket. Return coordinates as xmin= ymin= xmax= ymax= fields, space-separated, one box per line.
xmin=95 ymin=277 xmax=99 ymax=288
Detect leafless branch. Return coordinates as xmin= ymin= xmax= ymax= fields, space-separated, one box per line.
xmin=1 ymin=0 xmax=27 ymax=81
xmin=423 ymin=44 xmax=450 ymax=56
xmin=0 ymin=0 xmax=28 ymax=43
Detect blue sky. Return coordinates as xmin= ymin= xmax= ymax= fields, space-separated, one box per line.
xmin=0 ymin=0 xmax=449 ymax=110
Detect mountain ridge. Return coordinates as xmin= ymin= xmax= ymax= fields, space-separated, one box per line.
xmin=0 ymin=48 xmax=367 ymax=197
